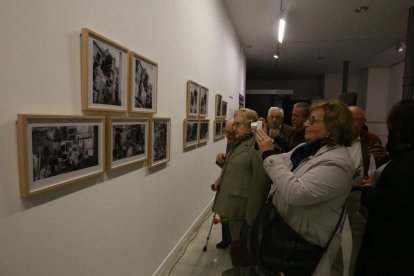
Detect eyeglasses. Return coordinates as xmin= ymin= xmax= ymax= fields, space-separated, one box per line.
xmin=232 ymin=121 xmax=244 ymax=129
xmin=308 ymin=115 xmax=324 ymax=125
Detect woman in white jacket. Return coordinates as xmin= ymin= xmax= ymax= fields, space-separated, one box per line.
xmin=255 ymin=100 xmax=354 ymax=275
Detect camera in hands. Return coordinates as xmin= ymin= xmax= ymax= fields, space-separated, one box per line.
xmin=251 ymin=121 xmax=263 ymax=130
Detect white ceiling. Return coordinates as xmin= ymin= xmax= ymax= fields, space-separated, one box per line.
xmin=222 ymin=0 xmax=414 ymax=79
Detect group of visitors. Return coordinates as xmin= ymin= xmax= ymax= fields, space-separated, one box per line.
xmin=211 ymin=99 xmax=414 ymax=276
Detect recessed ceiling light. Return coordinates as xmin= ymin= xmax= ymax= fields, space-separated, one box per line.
xmin=355 ymin=6 xmax=369 ymax=13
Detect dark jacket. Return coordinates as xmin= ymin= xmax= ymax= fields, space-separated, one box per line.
xmin=354 ymin=145 xmax=414 ymax=275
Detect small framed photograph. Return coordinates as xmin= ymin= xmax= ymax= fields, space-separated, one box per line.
xmin=199 ymin=86 xmax=209 ymax=118
xmin=81 ymin=28 xmax=128 ymax=112
xmin=221 ymin=120 xmax=227 ymax=137
xmin=215 ymin=94 xmax=223 ymax=118
xmin=186 ymin=80 xmax=200 ymax=117
xmin=221 ymin=101 xmax=228 ymax=119
xmin=148 ymin=118 xmax=171 ymax=168
xmin=17 ymin=114 xmax=105 ymax=197
xmin=106 ymin=117 xmax=148 ymax=170
xmin=198 ymin=119 xmax=210 ymax=144
xmin=183 ymin=119 xmax=199 ymax=149
xmin=129 ymin=51 xmax=158 ymax=114
xmin=214 ymin=120 xmax=222 ymax=141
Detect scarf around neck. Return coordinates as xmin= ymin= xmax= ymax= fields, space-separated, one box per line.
xmin=290 ymin=139 xmax=326 ymax=171
xmin=234 ymin=132 xmax=253 ymax=147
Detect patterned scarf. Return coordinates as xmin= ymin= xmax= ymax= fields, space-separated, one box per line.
xmin=234 ymin=132 xmax=254 ymax=147
xmin=290 ymin=139 xmax=326 ymax=171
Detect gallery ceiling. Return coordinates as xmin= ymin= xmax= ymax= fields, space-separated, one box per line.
xmin=222 ymin=0 xmax=414 ymax=80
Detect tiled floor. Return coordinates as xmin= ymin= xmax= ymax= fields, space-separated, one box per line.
xmin=166 ymin=214 xmax=352 ymax=276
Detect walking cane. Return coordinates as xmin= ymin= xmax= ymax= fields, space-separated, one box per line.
xmin=202 ymin=213 xmax=216 ymax=252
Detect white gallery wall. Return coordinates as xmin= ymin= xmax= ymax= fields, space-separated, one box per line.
xmin=0 ymin=1 xmax=245 ymax=275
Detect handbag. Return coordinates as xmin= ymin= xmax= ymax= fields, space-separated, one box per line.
xmin=242 ymin=197 xmax=345 ymax=276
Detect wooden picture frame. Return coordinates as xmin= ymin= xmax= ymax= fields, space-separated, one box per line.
xmin=17 ymin=114 xmax=105 ymax=197
xmin=221 ymin=101 xmax=228 ymax=119
xmin=148 ymin=118 xmax=171 ymax=168
xmin=106 ymin=117 xmax=148 ymax=170
xmin=214 ymin=119 xmax=222 ymax=141
xmin=215 ymin=94 xmax=223 ymax=118
xmin=128 ymin=51 xmax=158 ymax=114
xmin=198 ymin=119 xmax=210 ymax=144
xmin=199 ymin=86 xmax=209 ymax=118
xmin=186 ymin=80 xmax=200 ymax=117
xmin=81 ymin=28 xmax=128 ymax=112
xmin=183 ymin=119 xmax=199 ymax=149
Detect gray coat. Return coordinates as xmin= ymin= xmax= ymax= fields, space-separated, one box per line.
xmin=213 ymin=136 xmax=271 ymax=224
xmin=263 ymin=143 xmax=354 ymax=276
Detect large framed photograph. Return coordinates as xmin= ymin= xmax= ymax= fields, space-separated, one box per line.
xmin=129 ymin=51 xmax=158 ymax=114
xmin=183 ymin=119 xmax=199 ymax=149
xmin=221 ymin=120 xmax=227 ymax=137
xmin=186 ymin=80 xmax=200 ymax=117
xmin=106 ymin=117 xmax=148 ymax=170
xmin=81 ymin=28 xmax=128 ymax=112
xmin=214 ymin=120 xmax=222 ymax=141
xmin=199 ymin=86 xmax=209 ymax=118
xmin=198 ymin=119 xmax=210 ymax=144
xmin=221 ymin=101 xmax=228 ymax=119
xmin=215 ymin=94 xmax=223 ymax=118
xmin=17 ymin=115 xmax=105 ymax=197
xmin=148 ymin=118 xmax=171 ymax=168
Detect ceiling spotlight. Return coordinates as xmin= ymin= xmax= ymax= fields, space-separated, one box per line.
xmin=355 ymin=6 xmax=369 ymax=13
xmin=396 ymin=41 xmax=405 ymax=53
xmin=273 ymin=53 xmax=279 ymax=59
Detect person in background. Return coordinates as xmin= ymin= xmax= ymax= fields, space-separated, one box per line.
xmin=213 ymin=118 xmax=235 ymax=249
xmin=258 ymin=117 xmax=267 ymax=131
xmin=255 ymin=100 xmax=354 ymax=275
xmin=213 ymin=108 xmax=271 ymax=276
xmin=273 ymin=102 xmax=310 ymax=152
xmin=354 ymin=100 xmax=414 ymax=275
xmin=333 ymin=105 xmax=388 ymax=276
xmin=266 ymin=107 xmax=293 ymax=140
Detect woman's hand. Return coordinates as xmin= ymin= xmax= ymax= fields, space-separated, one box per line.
xmin=255 ymin=129 xmax=274 ymax=153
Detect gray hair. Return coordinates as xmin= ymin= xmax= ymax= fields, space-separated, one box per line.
xmin=267 ymin=106 xmax=284 ymax=117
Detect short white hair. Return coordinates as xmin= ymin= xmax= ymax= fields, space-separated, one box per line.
xmin=267 ymin=107 xmax=284 ymax=117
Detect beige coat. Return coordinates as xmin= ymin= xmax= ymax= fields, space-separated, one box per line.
xmin=213 ymin=136 xmax=271 ymax=224
xmin=263 ymin=144 xmax=354 ymax=276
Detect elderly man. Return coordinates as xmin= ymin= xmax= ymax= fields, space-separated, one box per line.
xmin=273 ymin=102 xmax=309 ymax=152
xmin=266 ymin=107 xmax=293 ymax=139
xmin=333 ymin=106 xmax=388 ymax=276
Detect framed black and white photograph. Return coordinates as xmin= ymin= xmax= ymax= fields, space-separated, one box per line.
xmin=214 ymin=120 xmax=222 ymax=141
xmin=17 ymin=115 xmax=105 ymax=197
xmin=221 ymin=120 xmax=227 ymax=137
xmin=199 ymin=86 xmax=209 ymax=118
xmin=81 ymin=28 xmax=128 ymax=112
xmin=198 ymin=119 xmax=210 ymax=144
xmin=187 ymin=80 xmax=200 ymax=117
xmin=148 ymin=118 xmax=171 ymax=168
xmin=221 ymin=100 xmax=228 ymax=119
xmin=129 ymin=51 xmax=157 ymax=114
xmin=106 ymin=117 xmax=148 ymax=170
xmin=183 ymin=119 xmax=199 ymax=149
xmin=215 ymin=94 xmax=223 ymax=118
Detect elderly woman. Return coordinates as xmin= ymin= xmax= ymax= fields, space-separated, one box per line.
xmin=255 ymin=100 xmax=354 ymax=275
xmin=213 ymin=108 xmax=271 ymax=276
xmin=354 ymin=100 xmax=414 ymax=275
